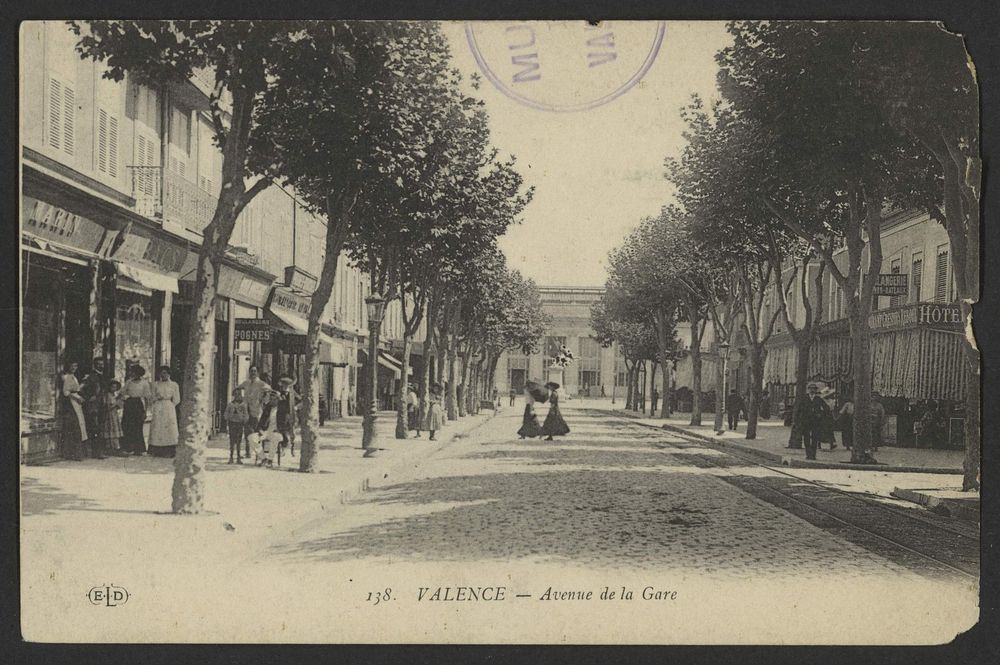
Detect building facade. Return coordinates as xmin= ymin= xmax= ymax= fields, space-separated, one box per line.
xmin=19 ymin=22 xmax=417 ymax=462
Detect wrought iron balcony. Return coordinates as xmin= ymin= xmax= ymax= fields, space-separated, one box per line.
xmin=128 ymin=165 xmax=162 ymax=218
xmin=127 ymin=165 xmax=218 ymax=234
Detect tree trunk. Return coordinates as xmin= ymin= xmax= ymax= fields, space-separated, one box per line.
xmin=624 ymin=361 xmax=634 ymax=410
xmin=712 ymin=341 xmax=725 ymax=433
xmin=686 ymin=299 xmax=703 ymax=426
xmin=649 ymin=360 xmax=658 ymax=417
xmin=458 ymin=351 xmax=470 ymax=417
xmin=171 ymin=98 xmax=259 ymax=512
xmin=788 ymin=338 xmax=811 ymax=449
xmin=446 ymin=334 xmax=458 ymax=420
xmin=745 ymin=343 xmax=765 ymax=440
xmin=658 ymin=351 xmax=671 ymax=419
xmin=394 ymin=334 xmax=413 ymax=439
xmin=298 ymin=190 xmax=353 ymax=472
xmin=847 ymin=300 xmax=874 ymax=462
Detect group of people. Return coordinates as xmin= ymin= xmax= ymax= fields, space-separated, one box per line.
xmin=226 ymin=366 xmax=300 ymax=465
xmin=60 ymin=359 xmax=181 ymax=460
xmin=517 ymin=381 xmax=570 ymax=441
xmin=404 ymin=382 xmax=447 ymax=440
xmin=798 ymin=382 xmax=886 ymax=461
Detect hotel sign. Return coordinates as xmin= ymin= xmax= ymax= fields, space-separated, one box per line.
xmin=869 ymin=303 xmax=962 ymax=331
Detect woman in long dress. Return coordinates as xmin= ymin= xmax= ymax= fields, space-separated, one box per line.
xmin=517 ymin=391 xmax=543 ymax=439
xmin=59 ymin=362 xmax=88 ymax=461
xmin=120 ymin=365 xmax=150 ymax=455
xmin=541 ymin=382 xmax=570 ymax=441
xmin=422 ymin=383 xmax=446 ymax=441
xmin=148 ymin=366 xmax=180 ymax=458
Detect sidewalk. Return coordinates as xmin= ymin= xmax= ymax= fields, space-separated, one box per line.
xmin=21 ymin=408 xmax=497 ymax=555
xmin=599 ymin=407 xmax=976 ymax=520
xmin=610 ymin=409 xmax=964 ymax=473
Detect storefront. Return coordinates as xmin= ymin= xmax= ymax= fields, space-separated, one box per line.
xmin=264 ymin=285 xmax=339 ymax=395
xmin=20 ymin=193 xmax=120 ymax=461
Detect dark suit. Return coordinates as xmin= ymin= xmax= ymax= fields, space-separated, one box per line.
xmin=801 ymin=395 xmax=832 ymax=459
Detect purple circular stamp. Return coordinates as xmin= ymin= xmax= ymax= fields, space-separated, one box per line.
xmin=465 ymin=21 xmax=666 ymax=112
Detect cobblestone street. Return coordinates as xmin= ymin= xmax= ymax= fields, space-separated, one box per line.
xmin=276 ymin=403 xmax=977 ymax=583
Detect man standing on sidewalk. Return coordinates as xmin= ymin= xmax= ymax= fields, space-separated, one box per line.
xmin=802 ymin=382 xmax=833 ymax=460
xmin=238 ymin=366 xmax=269 ymax=458
xmin=651 ymin=387 xmax=660 ymax=417
xmin=725 ymin=388 xmax=744 ymax=432
xmin=80 ymin=357 xmax=108 ymax=459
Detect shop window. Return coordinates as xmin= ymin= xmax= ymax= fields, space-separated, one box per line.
xmin=114 ymin=287 xmax=157 ymax=382
xmin=21 ymin=255 xmax=61 ymax=418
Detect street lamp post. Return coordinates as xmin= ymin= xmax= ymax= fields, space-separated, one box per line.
xmin=362 ymin=294 xmax=387 ymax=457
xmin=716 ymin=341 xmax=731 ymax=435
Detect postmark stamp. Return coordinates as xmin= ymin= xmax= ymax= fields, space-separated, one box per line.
xmin=465 ymin=21 xmax=666 ymax=112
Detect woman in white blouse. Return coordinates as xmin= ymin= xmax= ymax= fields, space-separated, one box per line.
xmin=148 ymin=365 xmax=180 ymax=458
xmin=60 ymin=361 xmax=88 ymax=460
xmin=121 ymin=364 xmax=152 ymax=455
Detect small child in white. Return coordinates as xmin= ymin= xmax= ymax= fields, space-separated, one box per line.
xmin=224 ymin=388 xmax=249 ymax=464
xmin=254 ymin=390 xmax=283 ymax=467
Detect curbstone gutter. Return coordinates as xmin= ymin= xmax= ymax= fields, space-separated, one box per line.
xmin=627 ymin=417 xmax=963 ymax=475
xmin=890 ymin=487 xmax=980 ymax=523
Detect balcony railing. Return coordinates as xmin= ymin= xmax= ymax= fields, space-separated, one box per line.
xmin=128 ymin=165 xmax=162 ymax=218
xmin=127 ymin=165 xmax=218 ymax=234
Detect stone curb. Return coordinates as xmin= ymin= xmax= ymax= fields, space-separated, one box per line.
xmin=630 ymin=418 xmax=962 ymax=475
xmin=890 ymin=487 xmax=980 ymax=523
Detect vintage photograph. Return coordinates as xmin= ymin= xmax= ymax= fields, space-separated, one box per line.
xmin=19 ymin=19 xmax=980 ymax=644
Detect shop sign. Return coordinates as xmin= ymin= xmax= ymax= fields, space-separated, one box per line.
xmin=234 ymin=318 xmax=272 ymax=342
xmin=111 ymin=225 xmax=187 ymax=274
xmin=213 ymin=266 xmax=245 ymax=301
xmin=277 ymin=332 xmax=308 ymax=354
xmin=869 ymin=303 xmax=962 ymax=331
xmin=22 ymin=195 xmax=109 ymax=254
xmin=270 ymin=287 xmax=312 ymax=317
xmin=284 ymin=265 xmax=318 ymax=294
xmin=237 ymin=277 xmax=271 ymax=308
xmin=873 ymin=273 xmax=908 ymax=297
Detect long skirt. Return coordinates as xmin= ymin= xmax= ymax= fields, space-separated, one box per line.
xmin=542 ymin=405 xmax=570 ymax=437
xmin=517 ymin=405 xmax=543 ymax=438
xmin=121 ymin=398 xmax=146 ymax=454
xmin=423 ymin=402 xmax=446 ymax=431
xmin=407 ymin=406 xmax=419 ymax=430
xmin=60 ymin=396 xmax=87 ymax=460
xmin=148 ymin=399 xmax=179 ymax=452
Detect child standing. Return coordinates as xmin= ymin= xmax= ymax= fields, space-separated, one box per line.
xmin=224 ymin=388 xmax=249 ymax=464
xmin=103 ymin=380 xmax=124 ymax=456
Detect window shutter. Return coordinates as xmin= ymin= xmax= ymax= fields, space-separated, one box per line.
xmin=108 ymin=115 xmax=119 ymax=178
xmin=935 ymin=250 xmax=949 ymax=302
xmin=47 ymin=78 xmax=62 ymax=151
xmin=97 ymin=109 xmax=108 ymax=174
xmin=911 ymin=257 xmax=923 ymax=303
xmin=62 ymin=85 xmax=75 ymax=155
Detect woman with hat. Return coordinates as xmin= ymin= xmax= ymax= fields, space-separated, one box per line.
xmin=517 ymin=387 xmax=543 ymax=439
xmin=541 ymin=381 xmax=570 ymax=441
xmin=148 ymin=365 xmax=180 ymax=457
xmin=423 ymin=382 xmax=446 ymax=441
xmin=276 ymin=376 xmax=300 ymax=457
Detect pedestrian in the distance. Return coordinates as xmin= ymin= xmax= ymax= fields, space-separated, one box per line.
xmin=238 ymin=366 xmax=269 ymax=459
xmin=651 ymin=387 xmax=660 ymax=416
xmin=726 ymin=388 xmax=744 ymax=432
xmin=541 ymin=382 xmax=570 ymax=441
xmin=102 ymin=379 xmax=124 ymax=456
xmin=277 ymin=376 xmax=300 ymax=457
xmin=225 ymin=388 xmax=249 ymax=464
xmin=509 ymin=387 xmax=516 ymax=407
xmin=423 ymin=382 xmax=446 ymax=441
xmin=517 ymin=390 xmax=543 ymax=439
xmin=80 ymin=357 xmax=108 ymax=459
xmin=838 ymin=398 xmax=855 ymax=449
xmin=870 ymin=392 xmax=886 ymax=452
xmin=148 ymin=366 xmax=180 ymax=458
xmin=59 ymin=361 xmax=88 ymax=461
xmin=406 ymin=384 xmax=419 ymax=433
xmin=121 ymin=364 xmax=150 ymax=455
xmin=801 ymin=382 xmax=833 ymax=460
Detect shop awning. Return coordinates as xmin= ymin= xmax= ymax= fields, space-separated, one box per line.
xmin=763 ymin=343 xmax=797 ymax=385
xmin=269 ymin=308 xmax=308 ymax=334
xmin=320 ymin=339 xmax=349 ymax=366
xmin=115 ymin=262 xmax=179 ymax=293
xmin=873 ymin=328 xmax=967 ymax=401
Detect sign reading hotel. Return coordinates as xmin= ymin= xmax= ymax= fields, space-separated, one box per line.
xmin=234 ymin=318 xmax=272 ymax=342
xmin=868 ymin=303 xmax=962 ymax=331
xmin=873 ymin=273 xmax=908 ymax=297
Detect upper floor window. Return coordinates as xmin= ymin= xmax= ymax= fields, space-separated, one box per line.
xmin=910 ymin=252 xmax=923 ymax=303
xmin=889 ymin=257 xmax=903 ymax=309
xmin=934 ymin=244 xmax=950 ymax=303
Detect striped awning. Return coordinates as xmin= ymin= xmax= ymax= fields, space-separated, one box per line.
xmin=874 ymin=328 xmax=967 ymax=402
xmin=764 ymin=343 xmax=797 ymax=385
xmin=808 ymin=336 xmax=853 ymax=384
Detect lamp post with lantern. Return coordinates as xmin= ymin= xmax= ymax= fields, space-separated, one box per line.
xmin=362 ymin=294 xmax=387 ymax=457
xmin=716 ymin=340 xmax=731 ymax=435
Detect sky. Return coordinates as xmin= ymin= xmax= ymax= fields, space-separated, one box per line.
xmin=440 ymin=21 xmax=732 ymax=288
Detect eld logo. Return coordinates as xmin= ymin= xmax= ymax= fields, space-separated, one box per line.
xmin=88 ymin=585 xmax=129 ymax=607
